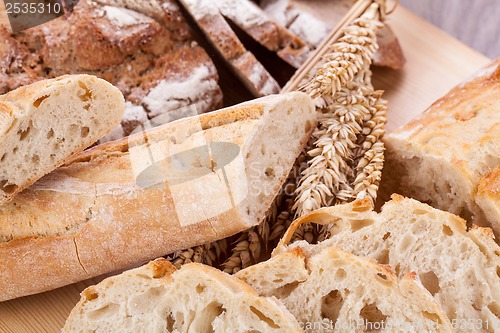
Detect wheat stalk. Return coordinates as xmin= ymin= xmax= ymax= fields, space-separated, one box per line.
xmin=168 ymin=10 xmax=387 ymax=273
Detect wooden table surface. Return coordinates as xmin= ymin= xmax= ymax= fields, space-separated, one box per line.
xmin=0 ymin=4 xmax=492 ymax=333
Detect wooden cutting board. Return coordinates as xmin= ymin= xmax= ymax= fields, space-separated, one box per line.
xmin=0 ymin=6 xmax=490 ymax=333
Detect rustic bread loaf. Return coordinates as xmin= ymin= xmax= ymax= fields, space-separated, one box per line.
xmin=0 ymin=75 xmax=124 ymax=205
xmin=179 ymin=0 xmax=280 ymax=97
xmin=275 ymin=196 xmax=500 ymax=332
xmin=381 ymin=60 xmax=500 ymax=235
xmin=476 ymin=166 xmax=500 ymax=236
xmin=237 ymin=246 xmax=452 ymax=332
xmin=0 ymin=0 xmax=223 ymax=140
xmin=62 ymin=259 xmax=302 ymax=333
xmin=0 ymin=92 xmax=316 ymax=301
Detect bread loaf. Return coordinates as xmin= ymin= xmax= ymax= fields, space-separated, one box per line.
xmin=381 ymin=60 xmax=500 ymax=236
xmin=0 ymin=75 xmax=124 ymax=205
xmin=0 ymin=0 xmax=223 ymax=141
xmin=275 ymin=196 xmax=500 ymax=332
xmin=0 ymin=92 xmax=316 ymax=301
xmin=62 ymin=259 xmax=302 ymax=332
xmin=237 ymin=247 xmax=453 ymax=332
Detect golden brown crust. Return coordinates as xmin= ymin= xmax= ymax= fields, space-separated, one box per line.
xmin=0 ymin=93 xmax=315 ymax=301
xmin=478 ymin=165 xmax=500 ymax=199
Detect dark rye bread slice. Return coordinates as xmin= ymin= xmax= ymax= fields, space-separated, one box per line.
xmin=0 ymin=92 xmax=316 ymax=301
xmin=0 ymin=0 xmax=223 ymax=140
xmin=0 ymin=75 xmax=124 ymax=205
xmin=179 ymin=0 xmax=280 ymax=97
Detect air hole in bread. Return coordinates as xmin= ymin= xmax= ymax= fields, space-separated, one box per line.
xmin=166 ymin=313 xmax=175 ymax=331
xmin=496 ymin=267 xmax=500 ymax=278
xmin=12 ymin=147 xmax=18 ymax=154
xmin=47 ymin=128 xmax=55 ymax=139
xmin=264 ymin=167 xmax=275 ymax=178
xmin=397 ymin=234 xmax=414 ymax=253
xmin=321 ymin=289 xmax=344 ymax=326
xmin=78 ymin=81 xmax=93 ymax=102
xmin=87 ymin=303 xmax=119 ymax=319
xmin=495 ymin=250 xmax=500 ymax=257
xmin=190 ymin=302 xmax=224 ymax=333
xmin=0 ymin=154 xmax=6 ymax=162
xmin=196 ymin=284 xmax=206 ymax=294
xmin=419 ymin=271 xmax=440 ymax=296
xmin=377 ymin=249 xmax=390 ymax=265
xmin=273 ymin=278 xmax=283 ymax=283
xmin=350 ymin=219 xmax=374 ymax=232
xmin=382 ymin=232 xmax=391 ymax=240
xmin=69 ymin=124 xmax=79 ymax=136
xmin=271 ymin=281 xmax=299 ymax=299
xmin=0 ymin=180 xmax=18 ymax=194
xmin=413 ymin=209 xmax=428 ymax=215
xmin=250 ymin=306 xmax=279 ymax=329
xmin=81 ymin=126 xmax=90 ymax=138
xmin=360 ymin=303 xmax=388 ymax=330
xmin=83 ymin=288 xmax=99 ymax=301
xmin=305 ymin=120 xmax=313 ymax=133
xmin=136 ymin=274 xmax=152 ymax=280
xmin=487 ymin=302 xmax=500 ymax=317
xmin=260 ymin=145 xmax=266 ymax=155
xmin=394 ymin=263 xmax=401 ymax=275
xmin=376 ymin=273 xmax=390 ymax=284
xmin=32 ymin=155 xmax=40 ymax=163
xmin=18 ymin=122 xmax=32 ymax=141
xmin=33 ymin=95 xmax=49 ymax=108
xmin=335 ymin=269 xmax=347 ymax=281
xmin=422 ymin=311 xmax=442 ymax=324
xmin=409 ymin=217 xmax=417 ymax=223
xmin=442 ymin=225 xmax=453 ymax=236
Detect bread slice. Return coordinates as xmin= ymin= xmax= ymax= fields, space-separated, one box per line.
xmin=216 ymin=0 xmax=312 ymax=68
xmin=0 ymin=92 xmax=316 ymax=301
xmin=274 ymin=196 xmax=500 ymax=332
xmin=0 ymin=75 xmax=124 ymax=205
xmin=477 ymin=166 xmax=500 ymax=237
xmin=237 ymin=246 xmax=452 ymax=332
xmin=381 ymin=60 xmax=500 ymax=234
xmin=179 ymin=0 xmax=280 ymax=97
xmin=62 ymin=259 xmax=302 ymax=332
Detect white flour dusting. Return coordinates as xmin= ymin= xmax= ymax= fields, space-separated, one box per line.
xmin=218 ymin=0 xmax=267 ymax=29
xmin=103 ymin=6 xmax=153 ymax=27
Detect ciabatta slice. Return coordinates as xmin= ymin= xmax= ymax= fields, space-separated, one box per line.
xmin=275 ymin=196 xmax=500 ymax=332
xmin=62 ymin=259 xmax=302 ymax=333
xmin=237 ymin=247 xmax=452 ymax=332
xmin=0 ymin=75 xmax=124 ymax=204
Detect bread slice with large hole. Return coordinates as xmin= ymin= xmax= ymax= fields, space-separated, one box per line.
xmin=0 ymin=92 xmax=316 ymax=301
xmin=237 ymin=247 xmax=453 ymax=332
xmin=0 ymin=75 xmax=125 ymax=204
xmin=62 ymin=258 xmax=302 ymax=333
xmin=273 ymin=195 xmax=500 ymax=332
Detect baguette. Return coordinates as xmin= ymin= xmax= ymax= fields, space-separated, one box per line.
xmin=274 ymin=196 xmax=500 ymax=332
xmin=237 ymin=247 xmax=453 ymax=332
xmin=0 ymin=75 xmax=124 ymax=205
xmin=0 ymin=92 xmax=316 ymax=301
xmin=381 ymin=60 xmax=500 ymax=237
xmin=62 ymin=258 xmax=302 ymax=332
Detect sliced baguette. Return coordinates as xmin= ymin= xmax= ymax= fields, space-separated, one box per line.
xmin=0 ymin=92 xmax=316 ymax=301
xmin=274 ymin=196 xmax=500 ymax=332
xmin=180 ymin=0 xmax=280 ymax=97
xmin=237 ymin=247 xmax=453 ymax=332
xmin=62 ymin=258 xmax=302 ymax=333
xmin=0 ymin=75 xmax=124 ymax=205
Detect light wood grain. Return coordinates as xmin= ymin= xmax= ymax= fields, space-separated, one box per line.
xmin=0 ymin=5 xmax=491 ymax=333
